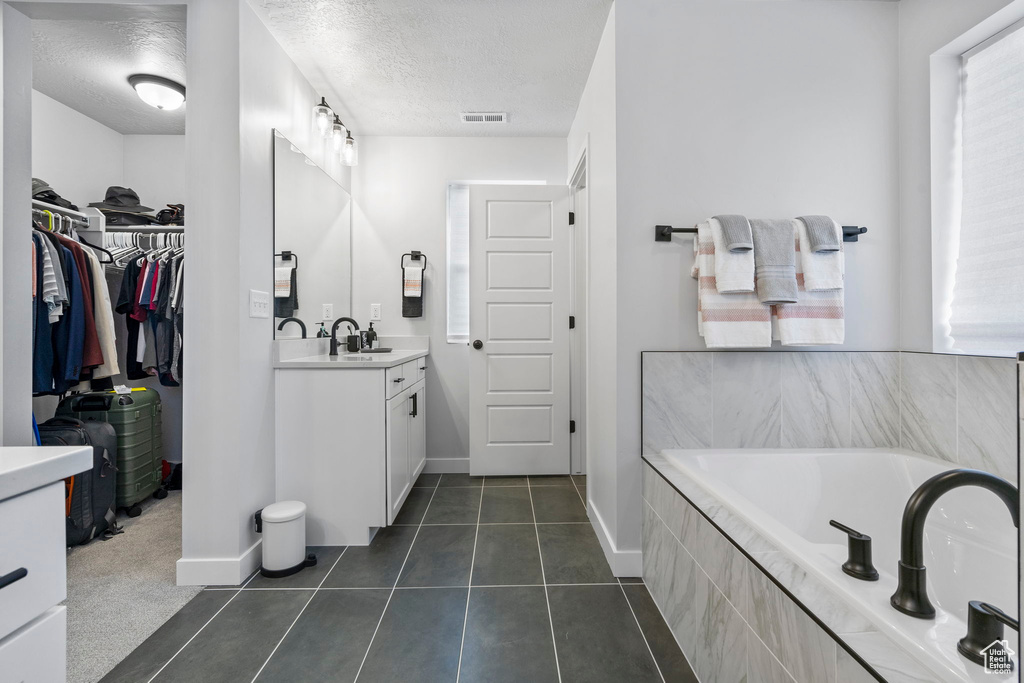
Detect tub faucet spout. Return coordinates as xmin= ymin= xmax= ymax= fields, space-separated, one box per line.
xmin=890 ymin=468 xmax=1019 ymax=619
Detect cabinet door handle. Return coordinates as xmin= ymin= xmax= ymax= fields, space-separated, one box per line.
xmin=0 ymin=567 xmax=28 ymax=591
xmin=420 ymin=366 xmax=427 ymax=371
xmin=410 ymin=393 xmax=418 ymax=417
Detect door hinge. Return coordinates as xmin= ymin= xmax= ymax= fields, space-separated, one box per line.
xmin=569 ymin=315 xmax=575 ymax=329
xmin=570 ymin=420 xmax=576 ymax=434
xmin=569 ymin=211 xmax=575 ymax=226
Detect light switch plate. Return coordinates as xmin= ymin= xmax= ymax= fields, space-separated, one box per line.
xmin=370 ymin=303 xmax=382 ymax=321
xmin=249 ymin=289 xmax=270 ymax=318
xmin=322 ymin=303 xmax=334 ymax=320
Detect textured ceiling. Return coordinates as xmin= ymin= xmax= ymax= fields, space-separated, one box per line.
xmin=27 ymin=5 xmax=186 ymax=135
xmin=251 ymin=0 xmax=613 ymax=137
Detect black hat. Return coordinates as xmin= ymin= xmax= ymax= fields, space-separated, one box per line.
xmin=88 ymin=186 xmax=153 ymax=213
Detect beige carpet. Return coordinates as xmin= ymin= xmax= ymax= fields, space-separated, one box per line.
xmin=65 ymin=491 xmax=201 ymax=683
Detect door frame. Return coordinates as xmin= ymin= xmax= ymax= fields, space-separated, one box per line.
xmin=568 ymin=139 xmax=589 ymax=476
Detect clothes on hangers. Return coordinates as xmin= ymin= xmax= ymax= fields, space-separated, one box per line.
xmin=112 ymin=234 xmax=184 ymax=386
xmin=31 ymin=221 xmax=119 ymax=395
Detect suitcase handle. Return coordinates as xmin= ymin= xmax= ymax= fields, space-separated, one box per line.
xmin=73 ymin=395 xmax=113 ymax=411
xmin=42 ymin=416 xmax=87 ymax=428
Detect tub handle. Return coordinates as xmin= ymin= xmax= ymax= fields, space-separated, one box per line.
xmin=958 ymin=601 xmax=1019 ymax=669
xmin=829 ymin=520 xmax=879 ymax=581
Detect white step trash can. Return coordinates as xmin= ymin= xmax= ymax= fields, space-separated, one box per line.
xmin=255 ymin=501 xmax=317 ymax=578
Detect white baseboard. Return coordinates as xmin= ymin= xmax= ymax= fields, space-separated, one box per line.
xmin=176 ymin=539 xmax=262 ymax=586
xmin=589 ymin=501 xmax=643 ymax=577
xmin=423 ymin=458 xmax=469 ymax=474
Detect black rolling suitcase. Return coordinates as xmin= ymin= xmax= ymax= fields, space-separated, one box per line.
xmin=39 ymin=416 xmax=120 ymax=546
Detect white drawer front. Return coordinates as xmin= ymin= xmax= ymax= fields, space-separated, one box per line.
xmin=0 ymin=483 xmax=66 ymax=641
xmin=0 ymin=606 xmax=66 ymax=683
xmin=385 ymin=365 xmax=409 ymax=398
xmin=408 ymin=358 xmax=427 ymax=384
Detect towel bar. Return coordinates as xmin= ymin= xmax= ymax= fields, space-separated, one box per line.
xmin=654 ymin=224 xmax=867 ymax=243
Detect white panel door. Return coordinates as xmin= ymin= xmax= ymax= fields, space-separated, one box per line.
xmin=469 ymin=185 xmax=570 ymax=475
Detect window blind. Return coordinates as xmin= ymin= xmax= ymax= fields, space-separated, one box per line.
xmin=446 ymin=184 xmax=470 ymax=343
xmin=949 ymin=26 xmax=1024 ymax=355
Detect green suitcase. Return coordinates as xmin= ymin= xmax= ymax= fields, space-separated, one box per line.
xmin=57 ymin=388 xmax=166 ymax=516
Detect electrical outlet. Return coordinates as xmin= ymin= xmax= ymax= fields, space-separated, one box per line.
xmin=322 ymin=303 xmax=334 ymax=320
xmin=249 ymin=289 xmax=270 ymax=318
xmin=370 ymin=303 xmax=382 ymax=321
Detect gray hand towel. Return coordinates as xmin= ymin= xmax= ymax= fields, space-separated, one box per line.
xmin=713 ymin=214 xmax=753 ymax=252
xmin=798 ymin=215 xmax=840 ymax=252
xmin=750 ymin=219 xmax=798 ymax=304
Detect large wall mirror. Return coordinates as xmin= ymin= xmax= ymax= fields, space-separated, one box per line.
xmin=273 ymin=130 xmax=352 ymax=337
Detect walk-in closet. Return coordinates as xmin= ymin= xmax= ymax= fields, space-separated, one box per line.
xmin=25 ymin=5 xmax=192 ymax=682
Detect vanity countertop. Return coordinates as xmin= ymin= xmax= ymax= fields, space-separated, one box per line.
xmin=0 ymin=445 xmax=92 ymax=501
xmin=275 ymin=348 xmax=428 ymax=369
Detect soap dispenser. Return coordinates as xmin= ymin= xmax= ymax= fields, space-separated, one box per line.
xmin=366 ymin=322 xmax=378 ymax=350
xmin=316 ymin=321 xmax=329 ymax=338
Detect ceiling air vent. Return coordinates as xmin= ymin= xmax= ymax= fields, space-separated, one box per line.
xmin=460 ymin=112 xmax=507 ymax=124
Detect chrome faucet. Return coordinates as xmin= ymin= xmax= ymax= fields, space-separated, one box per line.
xmin=329 ymin=317 xmax=360 ymax=356
xmin=890 ymin=468 xmax=1019 ymax=619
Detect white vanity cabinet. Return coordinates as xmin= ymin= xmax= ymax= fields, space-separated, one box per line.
xmin=275 ymin=350 xmax=428 ymax=545
xmin=0 ymin=445 xmax=91 ymax=683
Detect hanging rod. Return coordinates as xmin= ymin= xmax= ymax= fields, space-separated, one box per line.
xmin=106 ymin=225 xmax=184 ymax=233
xmin=32 ymin=207 xmax=91 ymax=230
xmin=654 ymin=224 xmax=867 ymax=243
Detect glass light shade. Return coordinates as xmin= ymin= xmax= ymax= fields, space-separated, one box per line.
xmin=341 ymin=135 xmax=358 ymax=166
xmin=129 ymin=75 xmax=185 ymax=111
xmin=332 ymin=120 xmax=346 ymax=151
xmin=313 ymin=102 xmax=333 ymax=137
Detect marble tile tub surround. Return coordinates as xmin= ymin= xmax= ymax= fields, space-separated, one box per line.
xmin=642 ymin=350 xmax=1018 ymax=483
xmin=642 ymin=455 xmax=939 ymax=683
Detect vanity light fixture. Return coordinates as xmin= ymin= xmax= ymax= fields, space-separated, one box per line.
xmin=340 ymin=130 xmax=358 ymax=166
xmin=128 ymin=74 xmax=185 ymax=111
xmin=331 ymin=115 xmax=346 ymax=152
xmin=313 ymin=97 xmax=334 ymax=137
xmin=313 ymin=95 xmax=359 ymax=165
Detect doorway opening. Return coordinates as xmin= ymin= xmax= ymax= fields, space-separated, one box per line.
xmin=569 ymin=148 xmax=588 ymax=477
xmin=10 ymin=3 xmax=192 ymax=680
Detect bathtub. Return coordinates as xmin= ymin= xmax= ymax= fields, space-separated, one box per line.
xmin=658 ymin=448 xmax=1018 ymax=682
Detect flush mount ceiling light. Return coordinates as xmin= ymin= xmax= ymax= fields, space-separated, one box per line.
xmin=128 ymin=74 xmax=186 ymax=111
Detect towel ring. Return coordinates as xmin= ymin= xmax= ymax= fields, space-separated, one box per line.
xmin=401 ymin=251 xmax=427 ymax=270
xmin=275 ymin=251 xmax=298 ymax=268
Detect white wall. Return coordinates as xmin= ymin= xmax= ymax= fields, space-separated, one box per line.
xmin=31 ymin=90 xmax=123 ymax=209
xmin=180 ymin=0 xmax=350 ymax=585
xmin=32 ymin=90 xmax=187 ymax=213
xmin=123 ymin=134 xmax=188 ymax=210
xmin=606 ymin=0 xmax=901 ymax=562
xmin=897 ymin=0 xmax=1013 ymax=351
xmin=1 ymin=5 xmax=34 ymax=446
xmin=352 ymin=136 xmax=566 ymax=472
xmin=566 ymin=5 xmax=623 ymax=569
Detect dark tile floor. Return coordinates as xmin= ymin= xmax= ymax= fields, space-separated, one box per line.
xmin=100 ymin=473 xmax=697 ymax=683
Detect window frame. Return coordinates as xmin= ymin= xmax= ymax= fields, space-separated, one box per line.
xmin=929 ymin=10 xmax=1024 ymax=356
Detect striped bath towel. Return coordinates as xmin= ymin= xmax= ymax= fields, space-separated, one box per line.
xmin=692 ymin=221 xmax=772 ymax=348
xmin=772 ymin=222 xmax=845 ymax=345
